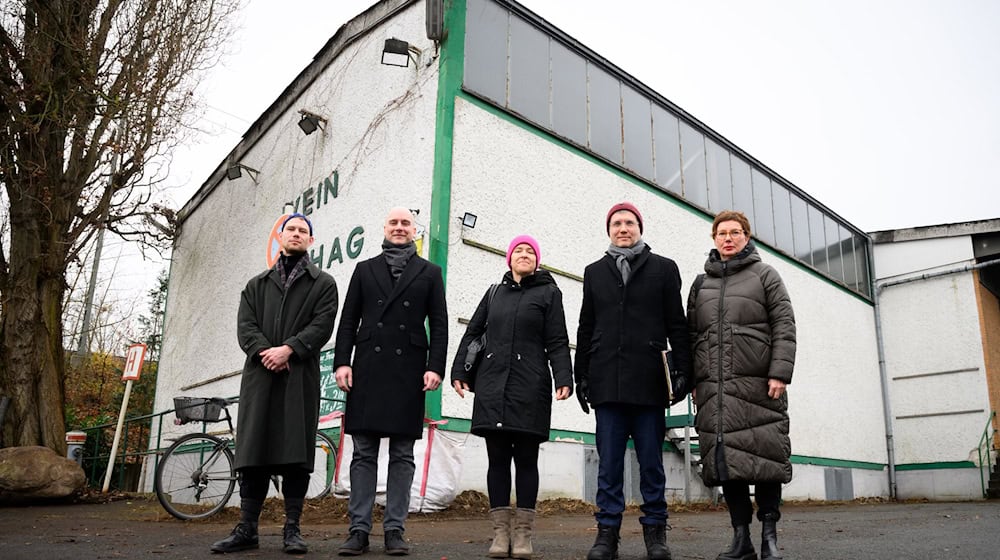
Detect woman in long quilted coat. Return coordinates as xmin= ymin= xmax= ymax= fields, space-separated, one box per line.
xmin=687 ymin=211 xmax=796 ymax=560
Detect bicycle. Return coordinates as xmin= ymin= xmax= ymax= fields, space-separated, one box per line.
xmin=154 ymin=396 xmax=338 ymax=521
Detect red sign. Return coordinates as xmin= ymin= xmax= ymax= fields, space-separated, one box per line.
xmin=266 ymin=214 xmax=291 ymax=268
xmin=122 ymin=343 xmax=147 ymax=381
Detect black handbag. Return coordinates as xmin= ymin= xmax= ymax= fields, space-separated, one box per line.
xmin=462 ymin=284 xmax=499 ymax=391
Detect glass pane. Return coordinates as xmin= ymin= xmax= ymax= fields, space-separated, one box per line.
xmin=790 ymin=193 xmax=811 ymax=263
xmin=588 ymin=65 xmax=622 ymax=164
xmin=706 ymin=139 xmax=733 ymax=212
xmin=840 ymin=225 xmax=858 ymax=291
xmin=551 ymin=41 xmax=587 ymax=146
xmin=855 ymin=235 xmax=872 ymax=297
xmin=809 ymin=205 xmax=828 ymax=273
xmin=464 ymin=0 xmax=508 ymax=105
xmin=679 ymin=121 xmax=707 ymax=209
xmin=652 ymin=106 xmax=682 ymax=195
xmin=509 ymin=16 xmax=549 ymax=126
xmin=751 ymin=168 xmax=775 ymax=246
xmin=825 ymin=216 xmax=843 ymax=282
xmin=731 ymin=156 xmax=754 ymax=225
xmin=772 ymin=184 xmax=793 ymax=255
xmin=622 ymin=86 xmax=653 ymax=179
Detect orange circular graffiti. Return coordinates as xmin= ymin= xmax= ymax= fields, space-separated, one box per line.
xmin=265 ymin=214 xmax=291 ymax=268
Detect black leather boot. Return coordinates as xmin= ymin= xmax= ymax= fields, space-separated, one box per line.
xmin=760 ymin=515 xmax=783 ymax=559
xmin=587 ymin=524 xmax=620 ymax=560
xmin=716 ymin=524 xmax=756 ymax=560
xmin=642 ymin=523 xmax=672 ymax=560
xmin=211 ymin=522 xmax=259 ymax=553
xmin=338 ymin=530 xmax=369 ymax=556
xmin=283 ymin=522 xmax=308 ymax=554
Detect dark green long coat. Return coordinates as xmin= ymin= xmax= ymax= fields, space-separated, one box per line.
xmin=234 ymin=261 xmax=339 ymax=471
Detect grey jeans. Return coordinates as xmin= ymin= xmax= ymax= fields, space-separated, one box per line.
xmin=347 ymin=433 xmax=416 ymax=533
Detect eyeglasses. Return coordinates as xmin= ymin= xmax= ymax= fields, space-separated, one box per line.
xmin=714 ymin=230 xmax=745 ymax=240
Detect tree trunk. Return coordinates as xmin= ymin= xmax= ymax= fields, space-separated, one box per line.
xmin=0 ymin=201 xmax=69 ymax=454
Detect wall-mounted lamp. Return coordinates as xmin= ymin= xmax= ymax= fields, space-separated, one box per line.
xmin=226 ymin=163 xmax=260 ymax=183
xmin=460 ymin=212 xmax=477 ymax=229
xmin=381 ymin=37 xmax=422 ymax=68
xmin=297 ymin=109 xmax=328 ymax=135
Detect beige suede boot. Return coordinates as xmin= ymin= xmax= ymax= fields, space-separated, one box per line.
xmin=511 ymin=508 xmax=535 ymax=559
xmin=488 ymin=506 xmax=513 ymax=558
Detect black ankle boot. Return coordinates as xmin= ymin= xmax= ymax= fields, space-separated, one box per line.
xmin=760 ymin=515 xmax=783 ymax=559
xmin=211 ymin=522 xmax=259 ymax=553
xmin=587 ymin=524 xmax=620 ymax=560
xmin=283 ymin=522 xmax=308 ymax=554
xmin=716 ymin=524 xmax=756 ymax=560
xmin=642 ymin=523 xmax=672 ymax=560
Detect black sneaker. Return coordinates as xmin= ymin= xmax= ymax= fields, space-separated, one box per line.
xmin=283 ymin=523 xmax=309 ymax=554
xmin=338 ymin=530 xmax=370 ymax=556
xmin=384 ymin=529 xmax=409 ymax=556
xmin=211 ymin=522 xmax=259 ymax=553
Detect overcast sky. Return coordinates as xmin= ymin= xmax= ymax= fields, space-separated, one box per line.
xmin=161 ymin=0 xmax=1000 ymax=237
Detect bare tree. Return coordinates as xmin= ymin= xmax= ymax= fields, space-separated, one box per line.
xmin=0 ymin=0 xmax=240 ymax=452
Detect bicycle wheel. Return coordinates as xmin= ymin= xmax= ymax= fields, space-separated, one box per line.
xmin=306 ymin=430 xmax=337 ymax=499
xmin=155 ymin=433 xmax=237 ymax=520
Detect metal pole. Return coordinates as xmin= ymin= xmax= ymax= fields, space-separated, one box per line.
xmin=102 ymin=379 xmax=133 ymax=492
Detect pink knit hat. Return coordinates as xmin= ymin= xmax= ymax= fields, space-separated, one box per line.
xmin=506 ymin=235 xmax=541 ymax=269
xmin=606 ymin=201 xmax=643 ymax=233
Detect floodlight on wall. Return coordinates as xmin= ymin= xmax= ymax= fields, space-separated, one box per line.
xmin=460 ymin=212 xmax=477 ymax=229
xmin=381 ymin=37 xmax=422 ymax=67
xmin=226 ymin=163 xmax=259 ymax=183
xmin=297 ymin=109 xmax=327 ymax=135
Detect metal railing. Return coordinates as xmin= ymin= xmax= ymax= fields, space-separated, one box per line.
xmin=977 ymin=410 xmax=997 ymax=498
xmin=74 ymin=395 xmax=345 ymax=492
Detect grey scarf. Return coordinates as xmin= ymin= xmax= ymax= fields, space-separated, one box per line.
xmin=606 ymin=239 xmax=646 ymax=284
xmin=382 ymin=239 xmax=417 ymax=280
xmin=277 ymin=252 xmax=309 ymax=289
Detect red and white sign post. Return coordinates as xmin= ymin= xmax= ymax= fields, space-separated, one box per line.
xmin=102 ymin=343 xmax=147 ymax=492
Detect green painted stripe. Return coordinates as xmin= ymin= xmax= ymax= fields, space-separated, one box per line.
xmin=456 ymin=91 xmax=872 ymax=306
xmin=425 ymin=0 xmax=468 ymax=421
xmin=896 ymin=461 xmax=978 ymax=471
xmin=790 ymin=454 xmax=885 ymax=470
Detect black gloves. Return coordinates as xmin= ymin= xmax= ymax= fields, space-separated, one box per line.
xmin=669 ymin=371 xmax=692 ymax=406
xmin=576 ymin=379 xmax=590 ymax=414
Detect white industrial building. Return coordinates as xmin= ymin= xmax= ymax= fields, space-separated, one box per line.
xmin=150 ymin=0 xmax=998 ymax=503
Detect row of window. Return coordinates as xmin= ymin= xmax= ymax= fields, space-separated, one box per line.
xmin=464 ymin=0 xmax=871 ymax=297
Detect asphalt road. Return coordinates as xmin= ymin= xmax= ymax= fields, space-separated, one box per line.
xmin=1 ymin=498 xmax=998 ymax=559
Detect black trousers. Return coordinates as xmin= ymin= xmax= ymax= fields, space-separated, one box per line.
xmin=484 ymin=432 xmax=541 ymax=509
xmin=722 ymin=481 xmax=782 ymax=526
xmin=239 ymin=465 xmax=310 ymax=501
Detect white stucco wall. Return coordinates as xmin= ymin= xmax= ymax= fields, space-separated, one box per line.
xmin=155 ymin=2 xmax=438 ymax=443
xmin=875 ymin=236 xmax=991 ymax=467
xmin=443 ymin=97 xmax=886 ymax=499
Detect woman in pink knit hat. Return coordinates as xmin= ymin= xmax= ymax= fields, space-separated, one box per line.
xmin=451 ymin=234 xmax=573 ymax=559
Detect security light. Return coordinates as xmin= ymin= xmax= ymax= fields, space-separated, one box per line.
xmin=460 ymin=212 xmax=477 ymax=229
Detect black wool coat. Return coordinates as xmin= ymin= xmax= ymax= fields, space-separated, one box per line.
xmin=333 ymin=254 xmax=448 ymax=439
xmin=234 ymin=260 xmax=339 ymax=471
xmin=451 ymin=270 xmax=574 ymax=442
xmin=574 ymin=245 xmax=692 ymax=408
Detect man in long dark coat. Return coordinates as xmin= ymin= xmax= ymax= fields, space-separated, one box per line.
xmin=574 ymin=202 xmax=692 ymax=560
xmin=211 ymin=213 xmax=339 ymax=554
xmin=333 ymin=207 xmax=448 ymax=556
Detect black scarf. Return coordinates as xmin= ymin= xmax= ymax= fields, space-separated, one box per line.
xmin=382 ymin=239 xmax=417 ymax=280
xmin=278 ymin=252 xmax=309 ymax=289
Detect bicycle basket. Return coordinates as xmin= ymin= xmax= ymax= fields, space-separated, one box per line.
xmin=173 ymin=397 xmax=222 ymax=423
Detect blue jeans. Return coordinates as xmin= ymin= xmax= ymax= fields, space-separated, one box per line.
xmin=347 ymin=434 xmax=416 ymax=533
xmin=594 ymin=404 xmax=667 ymax=527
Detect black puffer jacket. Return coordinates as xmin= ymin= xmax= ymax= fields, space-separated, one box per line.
xmin=687 ymin=241 xmax=796 ymax=486
xmin=451 ymin=270 xmax=573 ymax=441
